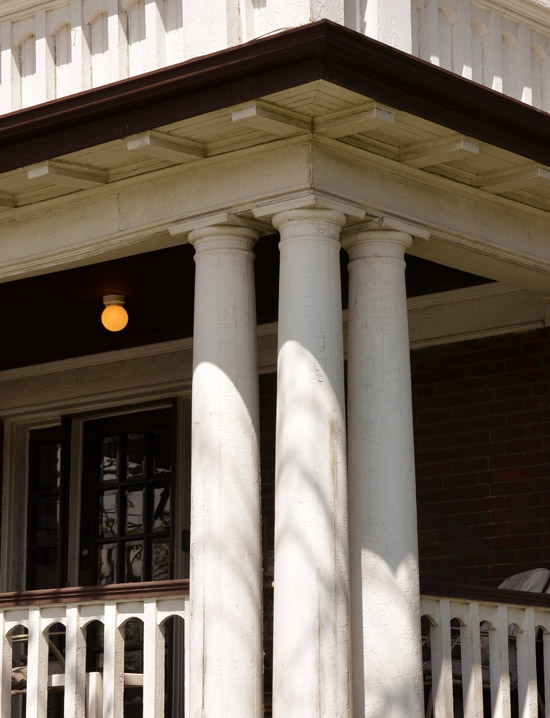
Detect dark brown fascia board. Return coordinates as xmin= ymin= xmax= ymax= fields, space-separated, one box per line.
xmin=0 ymin=20 xmax=549 ymax=174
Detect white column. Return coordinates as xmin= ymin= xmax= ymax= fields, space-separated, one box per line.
xmin=189 ymin=222 xmax=263 ymax=718
xmin=272 ymin=209 xmax=350 ymax=718
xmin=342 ymin=226 xmax=424 ymax=718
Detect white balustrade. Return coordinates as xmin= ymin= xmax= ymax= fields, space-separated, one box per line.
xmin=0 ymin=0 xmax=189 ymax=114
xmin=412 ymin=0 xmax=550 ymax=113
xmin=421 ymin=590 xmax=550 ymax=718
xmin=0 ymin=585 xmax=189 ymax=718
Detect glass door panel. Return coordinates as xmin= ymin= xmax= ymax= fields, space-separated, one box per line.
xmin=27 ymin=427 xmax=62 ymax=590
xmin=80 ymin=407 xmax=174 ymax=586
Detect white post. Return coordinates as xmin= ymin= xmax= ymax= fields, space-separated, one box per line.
xmin=102 ymin=602 xmax=124 ymax=718
xmin=64 ymin=603 xmax=87 ymax=718
xmin=271 ymin=209 xmax=350 ymax=718
xmin=0 ymin=614 xmax=11 ymax=718
xmin=188 ymin=222 xmax=263 ymax=718
xmin=362 ymin=0 xmax=414 ymax=53
xmin=26 ymin=608 xmax=49 ymax=718
xmin=142 ymin=599 xmax=164 ymax=715
xmin=342 ymin=226 xmax=424 ymax=718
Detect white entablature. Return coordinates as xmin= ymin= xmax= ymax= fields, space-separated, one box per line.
xmin=0 ymin=0 xmax=549 ymax=114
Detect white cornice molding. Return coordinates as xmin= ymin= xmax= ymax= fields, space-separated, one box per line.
xmin=407 ymin=280 xmax=519 ymax=308
xmin=0 ymin=338 xmax=192 ymax=382
xmin=474 ymin=0 xmax=550 ymax=31
xmin=410 ymin=321 xmax=544 ymax=349
xmin=407 ymin=282 xmax=546 ymax=348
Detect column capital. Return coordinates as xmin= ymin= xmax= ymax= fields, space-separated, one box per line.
xmin=341 ymin=226 xmax=413 ymax=258
xmin=252 ymin=191 xmax=365 ymax=222
xmin=188 ymin=222 xmax=260 ymax=254
xmin=170 ymin=211 xmax=270 ymax=242
xmin=342 ymin=216 xmax=429 ymax=255
xmin=272 ymin=208 xmax=347 ymax=231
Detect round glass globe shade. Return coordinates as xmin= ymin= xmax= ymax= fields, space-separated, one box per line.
xmin=101 ymin=304 xmax=129 ymax=332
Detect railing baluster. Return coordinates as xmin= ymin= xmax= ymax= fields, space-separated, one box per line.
xmin=490 ymin=604 xmax=512 ymax=718
xmin=543 ymin=630 xmax=550 ymax=718
xmin=0 ymin=585 xmax=187 ymax=717
xmin=26 ymin=607 xmax=48 ymax=718
xmin=516 ymin=607 xmax=538 ymax=718
xmin=431 ymin=597 xmax=454 ymax=717
xmin=64 ymin=603 xmax=86 ymax=718
xmin=103 ymin=602 xmax=124 ymax=718
xmin=0 ymin=612 xmax=12 ymax=717
xmin=143 ymin=598 xmax=165 ymax=716
xmin=461 ymin=600 xmax=483 ymax=718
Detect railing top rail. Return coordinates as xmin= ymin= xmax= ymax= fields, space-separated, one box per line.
xmin=421 ymin=580 xmax=550 ymax=609
xmin=0 ymin=579 xmax=189 ymax=608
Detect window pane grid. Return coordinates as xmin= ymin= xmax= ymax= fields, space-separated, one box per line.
xmin=89 ymin=417 xmax=173 ymax=585
xmin=27 ymin=433 xmax=62 ymax=590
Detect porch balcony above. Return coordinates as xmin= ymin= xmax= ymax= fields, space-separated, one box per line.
xmin=0 ymin=0 xmax=548 ymax=116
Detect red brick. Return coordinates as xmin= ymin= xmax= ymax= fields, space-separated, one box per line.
xmin=469 ymin=360 xmax=505 ymax=376
xmin=453 ymin=404 xmax=490 ymax=421
xmin=474 ymin=496 xmax=507 ymax=511
xmin=494 ymin=467 xmax=532 ymax=482
xmin=507 ymin=410 xmax=544 ymax=425
xmin=504 ymin=437 xmax=541 ymax=452
xmin=487 ymin=372 xmax=526 ymax=389
xmin=490 ymin=454 xmax=526 ymax=469
xmin=416 ymin=462 xmax=454 ymax=478
xmin=525 ymin=451 xmax=549 ymax=465
xmin=487 ymin=398 xmax=525 ymax=415
xmin=412 ymin=328 xmax=550 ymax=585
xmin=452 ymin=457 xmax=489 ymax=474
xmin=491 ymin=535 xmax=531 ymax=550
xmin=486 ymin=345 xmax=524 ymax=361
xmin=493 ymin=384 xmax=530 ymax=400
xmin=505 ymin=356 xmax=542 ymax=372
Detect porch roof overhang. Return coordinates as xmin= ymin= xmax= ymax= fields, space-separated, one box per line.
xmin=0 ymin=19 xmax=549 ymax=172
xmin=0 ymin=21 xmax=549 ymax=375
xmin=0 ymin=21 xmax=549 ymax=280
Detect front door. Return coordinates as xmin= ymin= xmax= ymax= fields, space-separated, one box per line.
xmin=79 ymin=407 xmax=174 ymax=587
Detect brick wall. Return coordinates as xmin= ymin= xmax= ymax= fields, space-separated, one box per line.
xmin=260 ymin=328 xmax=550 ymax=591
xmin=412 ymin=328 xmax=550 ymax=587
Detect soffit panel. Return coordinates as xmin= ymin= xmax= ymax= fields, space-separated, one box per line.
xmin=0 ymin=77 xmax=544 ymax=214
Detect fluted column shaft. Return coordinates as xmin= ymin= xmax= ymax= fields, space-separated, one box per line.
xmin=189 ymin=224 xmax=263 ymax=718
xmin=272 ymin=209 xmax=351 ymax=718
xmin=343 ymin=227 xmax=423 ymax=718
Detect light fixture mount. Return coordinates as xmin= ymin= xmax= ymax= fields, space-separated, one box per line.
xmin=101 ymin=294 xmax=129 ymax=332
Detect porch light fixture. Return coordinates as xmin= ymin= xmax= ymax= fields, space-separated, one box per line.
xmin=101 ymin=294 xmax=128 ymax=332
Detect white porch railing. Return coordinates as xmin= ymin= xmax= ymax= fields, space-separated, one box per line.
xmin=0 ymin=579 xmax=189 ymax=718
xmin=421 ymin=584 xmax=550 ymax=717
xmin=412 ymin=0 xmax=550 ymax=112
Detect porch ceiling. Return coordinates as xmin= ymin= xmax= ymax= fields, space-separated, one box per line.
xmin=0 ymin=237 xmax=488 ymax=372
